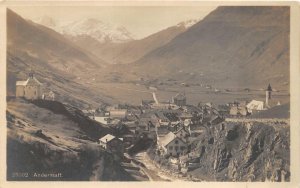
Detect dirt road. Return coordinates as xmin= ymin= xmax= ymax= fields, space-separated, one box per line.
xmin=133 ymin=152 xmax=188 ymax=181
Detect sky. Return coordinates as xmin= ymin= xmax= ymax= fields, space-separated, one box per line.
xmin=10 ymin=6 xmax=217 ymax=39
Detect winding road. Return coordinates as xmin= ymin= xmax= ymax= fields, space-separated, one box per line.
xmin=132 ymin=152 xmax=189 ymax=181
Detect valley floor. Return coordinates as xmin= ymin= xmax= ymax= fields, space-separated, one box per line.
xmin=87 ymin=82 xmax=290 ymax=106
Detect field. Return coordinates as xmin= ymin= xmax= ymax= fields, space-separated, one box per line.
xmin=87 ymin=81 xmax=290 ymax=106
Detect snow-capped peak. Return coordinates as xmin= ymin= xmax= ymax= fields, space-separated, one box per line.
xmin=34 ymin=17 xmax=135 ymax=43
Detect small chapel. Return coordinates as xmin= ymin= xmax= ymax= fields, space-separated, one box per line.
xmin=16 ymin=71 xmax=43 ymax=100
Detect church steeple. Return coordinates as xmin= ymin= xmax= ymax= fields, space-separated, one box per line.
xmin=265 ymin=83 xmax=272 ymax=108
xmin=267 ymin=84 xmax=272 ymax=92
xmin=29 ymin=69 xmax=34 ymax=79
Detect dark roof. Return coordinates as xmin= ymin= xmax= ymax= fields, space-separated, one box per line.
xmin=174 ymin=93 xmax=186 ymax=100
xmin=142 ymin=100 xmax=155 ymax=105
xmin=267 ymin=84 xmax=272 ymax=91
xmin=155 ymin=112 xmax=169 ymax=121
xmin=251 ymin=103 xmax=289 ymax=119
xmin=174 ymin=127 xmax=189 ymax=135
xmin=164 ymin=112 xmax=179 ymax=122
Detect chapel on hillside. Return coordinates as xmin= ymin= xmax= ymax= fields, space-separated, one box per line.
xmin=16 ymin=71 xmax=43 ymax=100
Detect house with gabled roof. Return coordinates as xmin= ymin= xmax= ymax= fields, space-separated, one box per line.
xmin=154 ymin=111 xmax=170 ymax=126
xmin=174 ymin=127 xmax=190 ymax=143
xmin=172 ymin=92 xmax=186 ymax=107
xmin=158 ymin=132 xmax=188 ymax=157
xmin=99 ymin=134 xmax=124 ymax=154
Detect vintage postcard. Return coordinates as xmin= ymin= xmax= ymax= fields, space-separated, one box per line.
xmin=0 ymin=1 xmax=299 ymax=188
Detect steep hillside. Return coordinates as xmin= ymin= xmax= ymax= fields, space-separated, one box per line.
xmin=7 ymin=9 xmax=105 ymax=74
xmin=128 ymin=7 xmax=289 ymax=90
xmin=67 ymin=21 xmax=192 ymax=64
xmin=6 ymin=99 xmax=135 ymax=181
xmin=7 ymin=9 xmax=112 ymax=107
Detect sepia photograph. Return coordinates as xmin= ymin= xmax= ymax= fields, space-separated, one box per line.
xmin=2 ymin=2 xmax=298 ymax=185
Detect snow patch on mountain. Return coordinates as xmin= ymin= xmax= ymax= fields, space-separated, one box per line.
xmin=34 ymin=16 xmax=135 ymax=43
xmin=176 ymin=19 xmax=200 ymax=28
xmin=34 ymin=16 xmax=200 ymax=43
xmin=59 ymin=18 xmax=135 ymax=43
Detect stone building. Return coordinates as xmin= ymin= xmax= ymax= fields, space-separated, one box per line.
xmin=16 ymin=72 xmax=43 ymax=100
xmin=172 ymin=93 xmax=187 ymax=107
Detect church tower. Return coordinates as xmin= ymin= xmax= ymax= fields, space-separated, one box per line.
xmin=29 ymin=69 xmax=34 ymax=79
xmin=265 ymin=83 xmax=272 ymax=108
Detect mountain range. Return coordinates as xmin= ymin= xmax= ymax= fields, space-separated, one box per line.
xmin=67 ymin=20 xmax=197 ymax=64
xmin=7 ymin=9 xmax=112 ymax=108
xmin=35 ymin=16 xmax=135 ymax=43
xmin=35 ymin=16 xmax=199 ymax=64
xmin=7 ymin=6 xmax=290 ymax=107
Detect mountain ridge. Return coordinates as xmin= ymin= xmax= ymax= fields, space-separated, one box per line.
xmin=126 ymin=6 xmax=289 ymax=90
xmin=65 ymin=19 xmax=198 ymax=64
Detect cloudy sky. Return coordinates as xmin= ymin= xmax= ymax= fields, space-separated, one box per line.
xmin=10 ymin=6 xmax=216 ymax=39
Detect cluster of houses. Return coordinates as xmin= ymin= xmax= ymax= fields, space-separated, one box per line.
xmin=91 ymin=86 xmax=279 ymax=173
xmin=15 ymin=71 xmax=283 ymax=173
xmin=94 ymin=93 xmax=224 ymax=171
xmin=228 ymin=84 xmax=281 ymax=116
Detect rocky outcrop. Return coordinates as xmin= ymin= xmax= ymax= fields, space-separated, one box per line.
xmin=188 ymin=121 xmax=290 ymax=182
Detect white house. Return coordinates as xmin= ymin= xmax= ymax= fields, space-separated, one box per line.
xmin=99 ymin=134 xmax=124 ymax=154
xmin=16 ymin=72 xmax=43 ymax=100
xmin=246 ymin=100 xmax=264 ymax=113
xmin=159 ymin=132 xmax=188 ymax=157
xmin=94 ymin=116 xmax=111 ymax=125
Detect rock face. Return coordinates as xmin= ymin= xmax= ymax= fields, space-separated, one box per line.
xmin=188 ymin=121 xmax=290 ymax=181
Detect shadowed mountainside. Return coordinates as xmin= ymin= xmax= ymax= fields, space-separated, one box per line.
xmin=115 ymin=6 xmax=290 ymax=90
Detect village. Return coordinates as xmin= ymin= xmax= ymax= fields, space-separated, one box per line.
xmin=13 ymin=71 xmax=286 ymax=179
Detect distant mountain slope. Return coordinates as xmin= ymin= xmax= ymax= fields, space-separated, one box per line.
xmin=67 ymin=20 xmax=197 ymax=64
xmin=7 ymin=9 xmax=105 ymax=74
xmin=7 ymin=9 xmax=111 ymax=107
xmin=129 ymin=6 xmax=289 ymax=90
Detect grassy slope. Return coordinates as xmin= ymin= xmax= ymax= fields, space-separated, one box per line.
xmin=6 ymin=99 xmax=134 ymax=181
